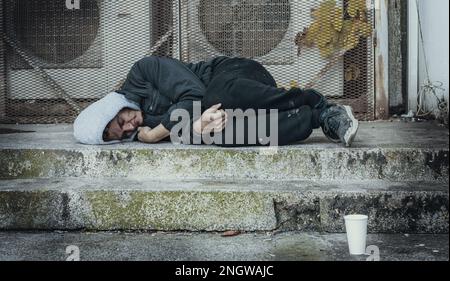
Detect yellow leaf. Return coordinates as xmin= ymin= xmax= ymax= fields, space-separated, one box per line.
xmin=304 ymin=0 xmax=369 ymax=58
xmin=319 ymin=43 xmax=334 ymax=58
xmin=358 ymin=21 xmax=373 ymax=37
xmin=344 ymin=23 xmax=360 ymax=50
xmin=337 ymin=20 xmax=352 ymax=48
xmin=316 ymin=24 xmax=332 ymax=48
xmin=306 ymin=22 xmax=321 ymax=45
xmin=313 ymin=0 xmax=336 ymax=21
xmin=358 ymin=0 xmax=368 ymax=13
xmin=348 ymin=0 xmax=367 ymax=18
xmin=348 ymin=0 xmax=358 ymax=18
xmin=331 ymin=30 xmax=340 ymax=45
xmin=333 ymin=7 xmax=344 ymax=32
xmin=360 ymin=10 xmax=369 ymax=22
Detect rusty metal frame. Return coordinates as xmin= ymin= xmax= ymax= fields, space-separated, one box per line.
xmin=374 ymin=0 xmax=389 ymax=119
xmin=0 ymin=0 xmax=6 ymax=121
xmin=408 ymin=0 xmax=419 ymax=113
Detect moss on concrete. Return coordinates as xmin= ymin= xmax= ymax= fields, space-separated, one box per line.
xmin=84 ymin=190 xmax=275 ymax=231
xmin=0 ymin=190 xmax=64 ymax=229
xmin=0 ymin=180 xmax=447 ymax=233
xmin=1 ymin=147 xmax=448 ymax=182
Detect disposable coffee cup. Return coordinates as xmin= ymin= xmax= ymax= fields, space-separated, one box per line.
xmin=344 ymin=214 xmax=368 ymax=255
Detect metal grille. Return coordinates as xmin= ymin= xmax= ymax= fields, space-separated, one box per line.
xmin=180 ymin=0 xmax=375 ymax=120
xmin=10 ymin=0 xmax=102 ymax=69
xmin=198 ymin=0 xmax=291 ymax=60
xmin=0 ymin=0 xmax=375 ymax=124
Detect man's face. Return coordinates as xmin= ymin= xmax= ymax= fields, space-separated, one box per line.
xmin=103 ymin=108 xmax=144 ymax=141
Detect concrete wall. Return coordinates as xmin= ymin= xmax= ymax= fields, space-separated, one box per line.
xmin=417 ymin=0 xmax=449 ymax=118
xmin=388 ymin=0 xmax=408 ymax=114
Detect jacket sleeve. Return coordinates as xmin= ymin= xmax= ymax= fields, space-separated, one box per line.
xmin=119 ymin=56 xmax=206 ymax=131
xmin=183 ymin=56 xmax=229 ymax=87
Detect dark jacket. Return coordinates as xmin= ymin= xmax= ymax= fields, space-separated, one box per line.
xmin=117 ymin=56 xmax=230 ymax=130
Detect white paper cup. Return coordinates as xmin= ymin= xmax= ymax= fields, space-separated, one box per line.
xmin=344 ymin=214 xmax=368 ymax=255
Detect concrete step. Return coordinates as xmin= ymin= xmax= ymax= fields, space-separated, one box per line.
xmin=0 ymin=178 xmax=447 ymax=233
xmin=0 ymin=122 xmax=448 ymax=182
xmin=0 ymin=231 xmax=448 ymax=261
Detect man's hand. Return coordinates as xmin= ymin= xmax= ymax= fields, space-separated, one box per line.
xmin=137 ymin=126 xmax=152 ymax=142
xmin=137 ymin=124 xmax=170 ymax=143
xmin=193 ymin=104 xmax=228 ymax=135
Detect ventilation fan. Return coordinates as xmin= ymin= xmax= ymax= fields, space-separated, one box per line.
xmin=177 ymin=0 xmax=344 ymax=96
xmin=2 ymin=0 xmax=374 ymax=124
xmin=4 ymin=0 xmax=152 ymax=100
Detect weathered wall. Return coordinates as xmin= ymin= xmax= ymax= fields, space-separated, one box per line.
xmin=388 ymin=0 xmax=406 ymax=113
xmin=417 ymin=0 xmax=449 ymax=120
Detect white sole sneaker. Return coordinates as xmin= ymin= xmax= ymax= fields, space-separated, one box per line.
xmin=342 ymin=105 xmax=359 ymax=147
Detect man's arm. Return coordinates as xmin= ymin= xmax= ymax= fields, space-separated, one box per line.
xmin=137 ymin=124 xmax=170 ymax=144
xmin=118 ymin=56 xmax=207 ymax=132
xmin=144 ymin=57 xmax=206 ymax=131
xmin=138 ymin=104 xmax=227 ymax=144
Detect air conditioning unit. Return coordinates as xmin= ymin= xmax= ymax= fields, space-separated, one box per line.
xmin=1 ymin=0 xmax=374 ymax=123
xmin=177 ymin=0 xmax=344 ymax=96
xmin=4 ymin=0 xmax=152 ymax=100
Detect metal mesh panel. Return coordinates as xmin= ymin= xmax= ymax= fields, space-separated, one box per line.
xmin=196 ymin=0 xmax=292 ymax=63
xmin=9 ymin=0 xmax=102 ymax=69
xmin=180 ymin=0 xmax=375 ymax=120
xmin=1 ymin=0 xmax=155 ymax=123
xmin=1 ymin=0 xmax=374 ymax=124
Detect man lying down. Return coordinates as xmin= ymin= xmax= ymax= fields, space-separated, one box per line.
xmin=73 ymin=55 xmax=359 ymax=147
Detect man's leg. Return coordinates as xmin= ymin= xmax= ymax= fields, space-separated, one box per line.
xmin=204 ymin=57 xmax=327 ymax=111
xmin=213 ymin=105 xmax=317 ymax=147
xmin=204 ymin=76 xmax=326 ymax=110
xmin=203 ymin=76 xmax=328 ymax=131
xmin=203 ymin=58 xmax=358 ymax=147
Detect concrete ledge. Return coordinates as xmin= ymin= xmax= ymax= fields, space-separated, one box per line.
xmin=0 ymin=122 xmax=448 ymax=182
xmin=0 ymin=148 xmax=448 ymax=182
xmin=0 ymin=178 xmax=447 ymax=233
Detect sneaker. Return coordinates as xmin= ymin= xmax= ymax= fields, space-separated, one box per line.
xmin=320 ymin=104 xmax=359 ymax=147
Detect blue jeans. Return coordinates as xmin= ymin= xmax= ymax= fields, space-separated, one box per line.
xmin=202 ymin=57 xmax=328 ymax=146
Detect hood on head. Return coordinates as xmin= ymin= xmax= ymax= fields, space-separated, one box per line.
xmin=73 ymin=92 xmax=140 ymax=145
